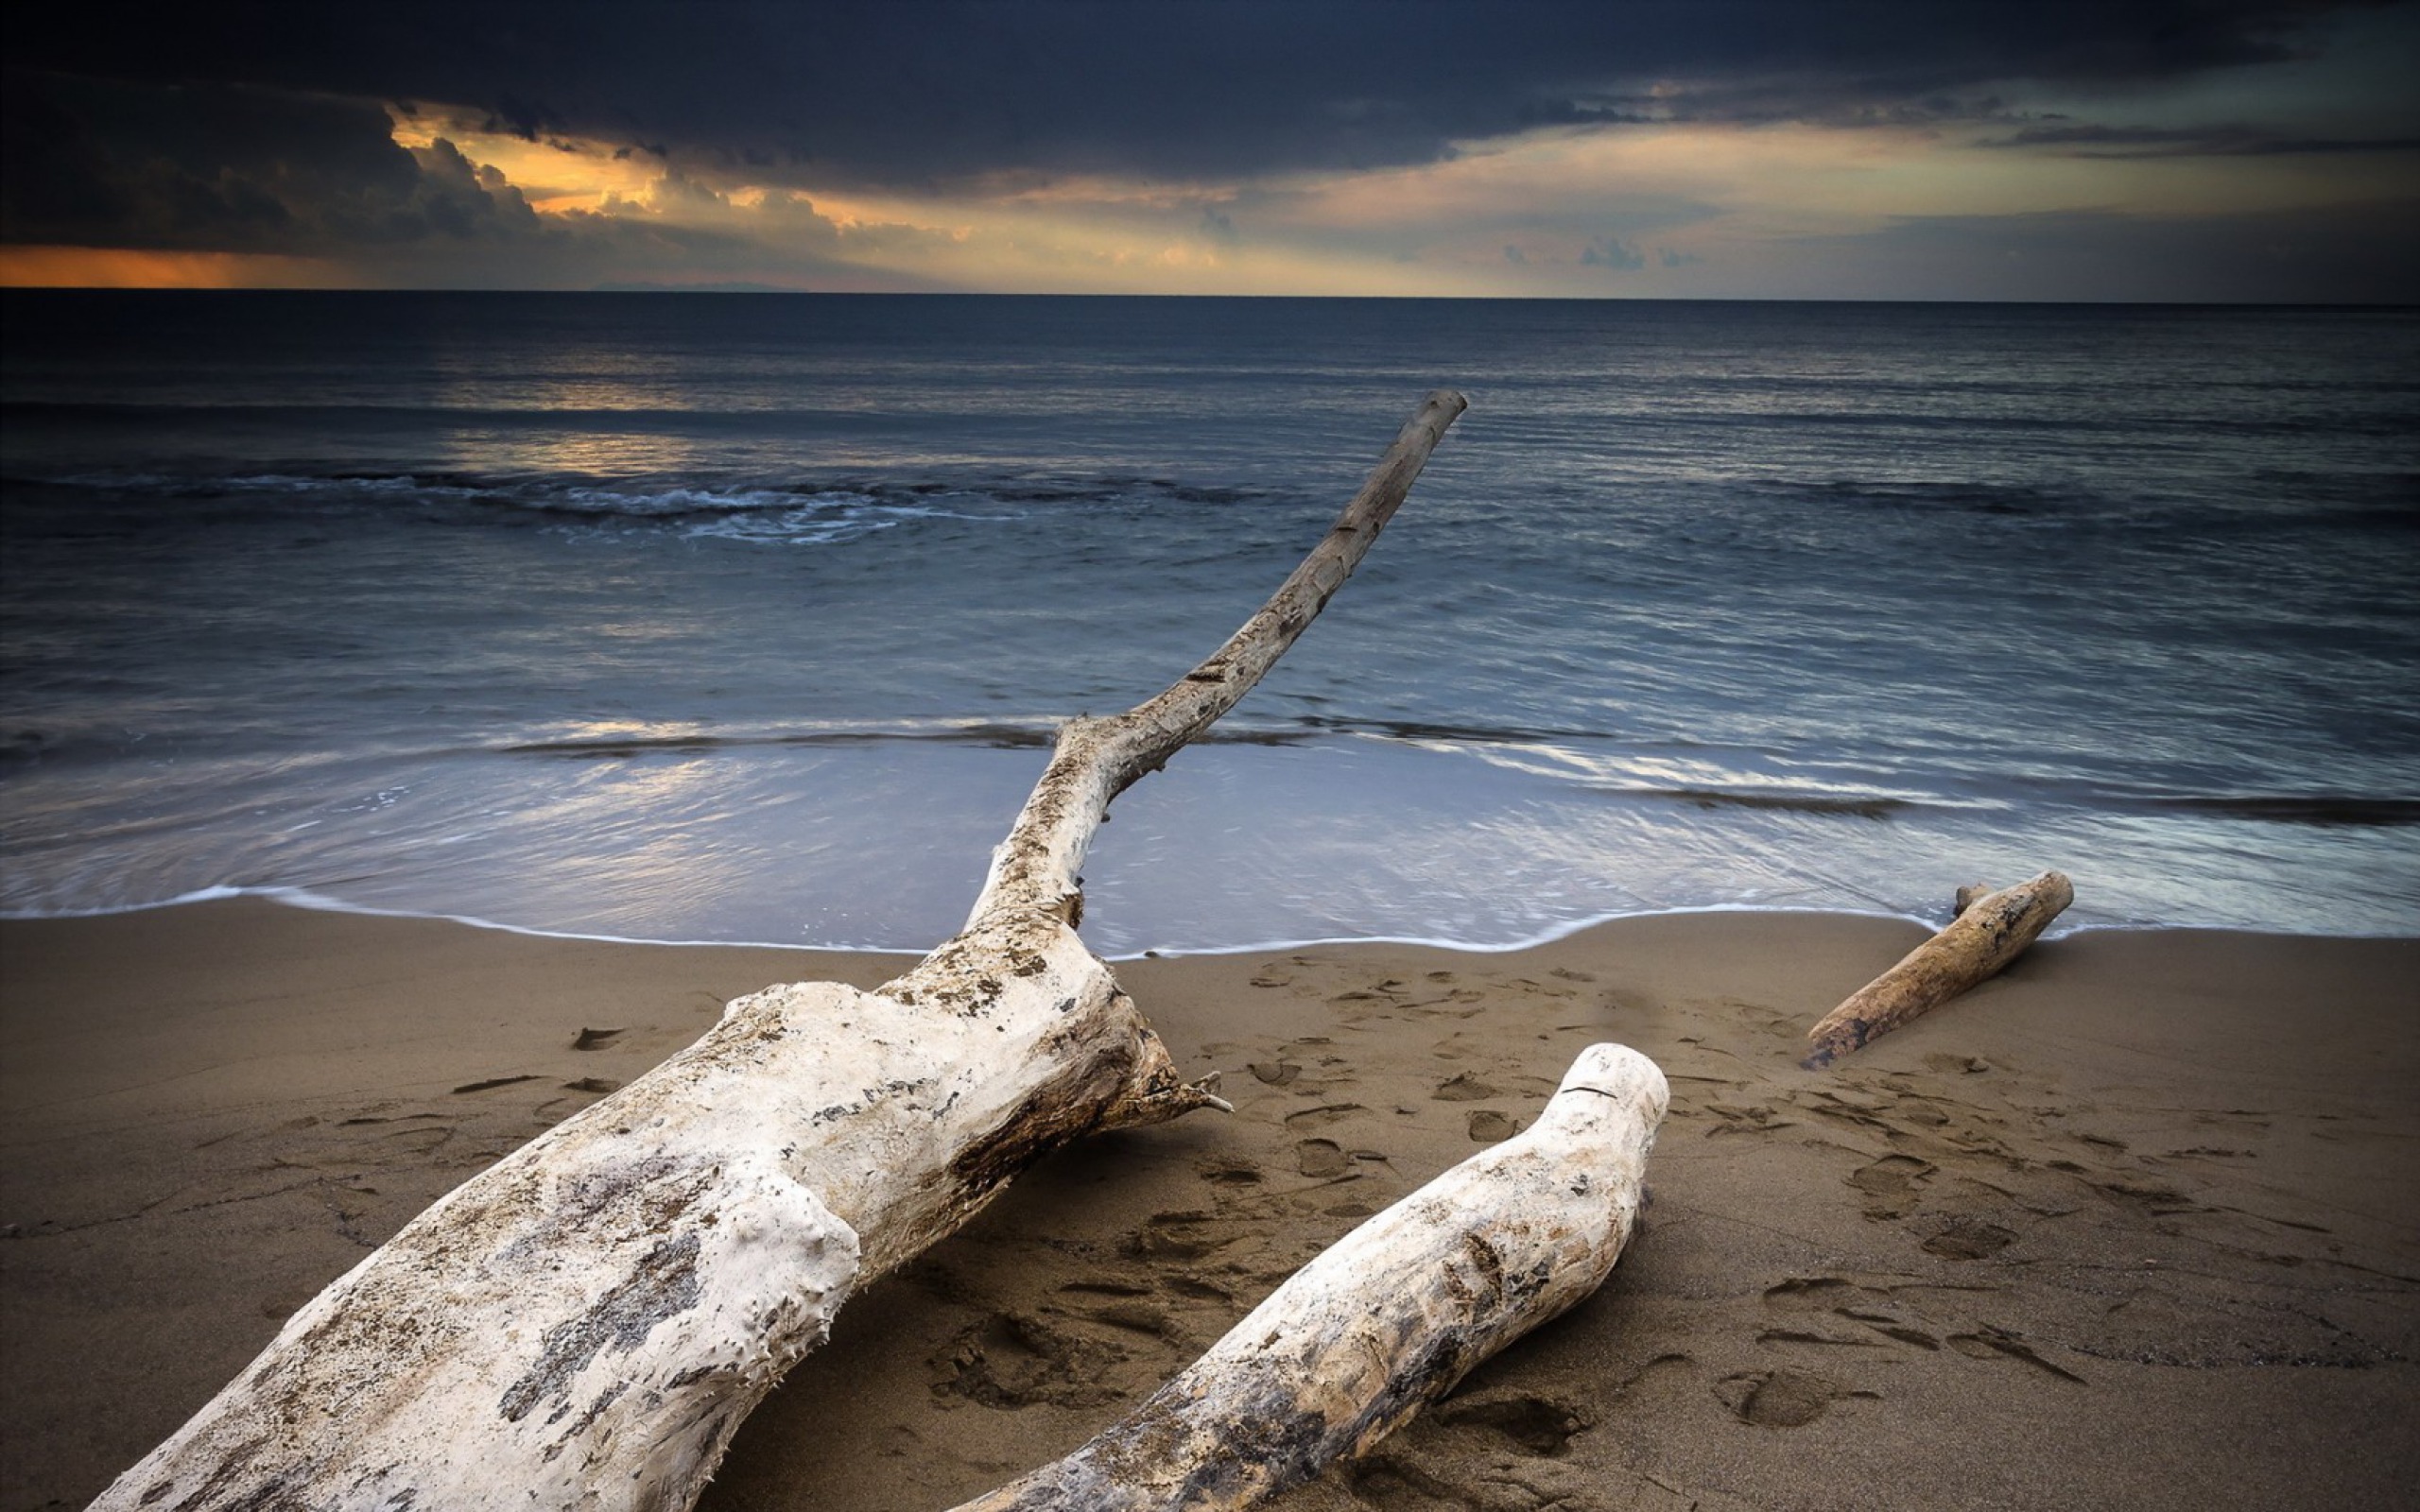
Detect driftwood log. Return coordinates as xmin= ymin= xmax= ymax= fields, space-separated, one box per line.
xmin=95 ymin=390 xmax=1468 ymax=1511
xmin=950 ymin=1043 xmax=1668 ymax=1512
xmin=1802 ymin=870 xmax=2074 ymax=1069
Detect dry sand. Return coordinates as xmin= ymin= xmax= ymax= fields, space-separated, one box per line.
xmin=3 ymin=897 xmax=2414 ymax=1510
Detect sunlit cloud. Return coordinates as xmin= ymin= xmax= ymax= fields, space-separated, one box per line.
xmin=388 ymin=109 xmax=664 ymax=214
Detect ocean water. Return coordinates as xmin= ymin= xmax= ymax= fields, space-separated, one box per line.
xmin=3 ymin=291 xmax=2415 ymax=953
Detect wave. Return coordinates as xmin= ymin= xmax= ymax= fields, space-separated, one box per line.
xmin=1780 ymin=478 xmax=2091 ymax=518
xmin=1653 ymin=788 xmax=1912 ymax=818
xmin=497 ymin=721 xmax=1313 ymax=757
xmin=478 ymin=728 xmax=2419 ymax=829
xmin=1737 ymin=476 xmax=2420 ymax=533
xmin=7 ymin=466 xmax=1285 ymax=546
xmin=2137 ymin=794 xmax=2420 ymax=827
xmin=486 ymin=723 xmax=1932 ymax=817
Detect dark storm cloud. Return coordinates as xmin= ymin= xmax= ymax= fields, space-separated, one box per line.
xmin=0 ymin=71 xmax=534 ymax=251
xmin=4 ymin=0 xmax=2397 ymax=188
xmin=0 ymin=66 xmax=905 ymax=287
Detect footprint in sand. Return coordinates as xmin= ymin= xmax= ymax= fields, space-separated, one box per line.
xmin=1434 ymin=1390 xmax=1596 ymax=1456
xmin=1714 ymin=1369 xmax=1867 ymax=1427
xmin=1763 ymin=1276 xmax=1861 ymax=1311
xmin=1467 ymin=1110 xmax=1521 ymax=1143
xmin=1431 ymin=1073 xmax=1499 ymax=1102
xmin=1248 ymin=1060 xmax=1301 ymax=1086
xmin=1755 ymin=1326 xmax=1887 ymax=1350
xmin=1077 ymin=1297 xmax=1188 ymax=1344
xmin=1703 ymin=1101 xmax=1796 ymax=1137
xmin=1923 ymin=1220 xmax=2018 ymax=1259
xmin=1848 ymin=1315 xmax=1944 ymax=1350
xmin=1130 ymin=1211 xmax=1225 ymax=1260
xmin=1295 ymin=1139 xmax=1350 ymax=1177
xmin=1284 ymin=1103 xmax=1367 ymax=1130
xmin=1947 ymin=1329 xmax=2087 ymax=1383
xmin=932 ymin=1313 xmax=1129 ymax=1410
xmin=1847 ymin=1154 xmax=1934 ymax=1218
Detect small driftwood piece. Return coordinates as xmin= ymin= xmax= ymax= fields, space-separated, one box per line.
xmin=1802 ymin=870 xmax=2073 ymax=1069
xmin=950 ymin=1044 xmax=1669 ymax=1512
xmin=95 ymin=391 xmax=1468 ymax=1511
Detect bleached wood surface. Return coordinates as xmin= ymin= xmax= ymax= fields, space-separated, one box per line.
xmin=950 ymin=1044 xmax=1669 ymax=1512
xmin=1803 ymin=870 xmax=2074 ymax=1069
xmin=94 ymin=391 xmax=1467 ymax=1512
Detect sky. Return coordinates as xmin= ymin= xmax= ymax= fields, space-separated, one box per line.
xmin=4 ymin=1 xmax=2416 ymax=301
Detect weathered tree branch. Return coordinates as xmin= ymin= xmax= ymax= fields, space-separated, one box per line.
xmin=95 ymin=391 xmax=1467 ymax=1511
xmin=948 ymin=1044 xmax=1669 ymax=1512
xmin=965 ymin=388 xmax=1470 ymax=933
xmin=1803 ymin=870 xmax=2074 ymax=1069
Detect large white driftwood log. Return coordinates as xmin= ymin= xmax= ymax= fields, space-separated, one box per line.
xmin=96 ymin=391 xmax=1468 ymax=1511
xmin=1802 ymin=870 xmax=2074 ymax=1069
xmin=950 ymin=1044 xmax=1669 ymax=1512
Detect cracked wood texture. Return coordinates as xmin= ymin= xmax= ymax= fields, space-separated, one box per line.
xmin=948 ymin=1044 xmax=1670 ymax=1512
xmin=93 ymin=390 xmax=1466 ymax=1512
xmin=1802 ymin=870 xmax=2075 ymax=1069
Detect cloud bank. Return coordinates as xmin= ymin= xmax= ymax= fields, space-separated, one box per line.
xmin=5 ymin=0 xmax=2413 ymax=298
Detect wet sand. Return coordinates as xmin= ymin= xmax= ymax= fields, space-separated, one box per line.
xmin=4 ymin=898 xmax=2414 ymax=1510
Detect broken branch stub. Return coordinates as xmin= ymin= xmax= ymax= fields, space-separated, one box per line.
xmin=1803 ymin=870 xmax=2074 ymax=1069
xmin=94 ymin=391 xmax=1467 ymax=1512
xmin=949 ymin=1044 xmax=1670 ymax=1512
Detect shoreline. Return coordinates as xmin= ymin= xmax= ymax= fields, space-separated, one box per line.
xmin=9 ymin=882 xmax=2418 ymax=963
xmin=5 ymin=898 xmax=2416 ymax=1508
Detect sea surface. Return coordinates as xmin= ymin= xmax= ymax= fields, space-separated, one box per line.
xmin=3 ymin=292 xmax=2415 ymax=953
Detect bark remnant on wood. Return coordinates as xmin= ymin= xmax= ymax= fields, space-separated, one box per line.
xmin=94 ymin=392 xmax=1468 ymax=1512
xmin=948 ymin=1044 xmax=1669 ymax=1512
xmin=1803 ymin=870 xmax=2074 ymax=1069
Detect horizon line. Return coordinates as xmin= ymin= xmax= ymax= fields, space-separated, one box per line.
xmin=2 ymin=284 xmax=2411 ymax=310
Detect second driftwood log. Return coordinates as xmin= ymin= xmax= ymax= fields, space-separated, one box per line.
xmin=951 ymin=1043 xmax=1670 ymax=1512
xmin=1803 ymin=870 xmax=2073 ymax=1068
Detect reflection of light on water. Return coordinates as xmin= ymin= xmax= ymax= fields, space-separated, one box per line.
xmin=436 ymin=424 xmax=713 ymax=480
xmin=543 ymin=718 xmax=716 ymax=746
xmin=417 ymin=343 xmax=724 ymax=477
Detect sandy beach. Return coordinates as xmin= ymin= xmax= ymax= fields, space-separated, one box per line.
xmin=3 ymin=897 xmax=2414 ymax=1510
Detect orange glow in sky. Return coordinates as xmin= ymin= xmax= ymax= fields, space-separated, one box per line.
xmin=0 ymin=246 xmax=344 ymax=289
